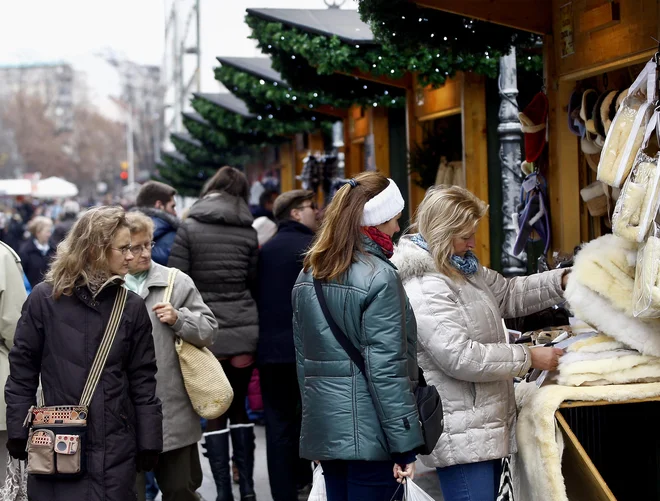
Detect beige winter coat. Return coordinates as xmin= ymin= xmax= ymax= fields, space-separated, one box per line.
xmin=133 ymin=262 xmax=218 ymax=452
xmin=391 ymin=236 xmax=565 ymax=468
xmin=0 ymin=241 xmax=27 ymax=431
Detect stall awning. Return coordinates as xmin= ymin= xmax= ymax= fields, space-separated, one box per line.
xmin=171 ymin=132 xmax=204 ymax=149
xmin=193 ymin=93 xmax=254 ymax=118
xmin=217 ymin=57 xmax=286 ymax=85
xmin=246 ymin=8 xmax=377 ymax=45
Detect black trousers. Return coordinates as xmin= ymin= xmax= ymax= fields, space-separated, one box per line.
xmin=206 ymin=361 xmax=254 ymax=431
xmin=260 ymin=363 xmax=313 ymax=501
xmin=137 ymin=443 xmax=203 ymax=501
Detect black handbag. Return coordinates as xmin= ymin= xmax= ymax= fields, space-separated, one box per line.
xmin=313 ymin=279 xmax=443 ymax=455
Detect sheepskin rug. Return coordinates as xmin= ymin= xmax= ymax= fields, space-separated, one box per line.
xmin=512 ymin=382 xmax=660 ymax=501
xmin=564 ymin=234 xmax=660 ymax=356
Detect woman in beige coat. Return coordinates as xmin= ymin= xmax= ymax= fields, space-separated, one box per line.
xmin=391 ymin=186 xmax=568 ymax=501
xmin=125 ymin=212 xmax=217 ymax=501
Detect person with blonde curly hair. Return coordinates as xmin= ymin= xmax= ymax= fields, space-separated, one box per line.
xmin=392 ymin=186 xmax=568 ymax=501
xmin=5 ymin=206 xmax=163 ymax=501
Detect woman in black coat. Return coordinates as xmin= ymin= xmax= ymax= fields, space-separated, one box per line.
xmin=19 ymin=216 xmax=56 ymax=287
xmin=5 ymin=206 xmax=163 ymax=501
xmin=169 ymin=166 xmax=259 ymax=501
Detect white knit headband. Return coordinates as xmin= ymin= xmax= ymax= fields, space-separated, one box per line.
xmin=361 ymin=178 xmax=405 ymax=226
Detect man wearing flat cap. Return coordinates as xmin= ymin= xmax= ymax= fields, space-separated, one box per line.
xmin=255 ymin=190 xmax=318 ymax=501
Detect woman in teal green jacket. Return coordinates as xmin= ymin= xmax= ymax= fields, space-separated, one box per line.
xmin=292 ymin=171 xmax=424 ymax=501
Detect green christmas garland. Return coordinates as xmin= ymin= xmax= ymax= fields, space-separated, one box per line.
xmin=357 ymin=0 xmax=543 ymax=73
xmin=191 ymin=94 xmax=317 ymax=138
xmin=247 ymin=11 xmax=542 ymax=90
xmin=171 ymin=134 xmax=250 ymax=167
xmin=182 ymin=114 xmax=231 ymax=151
xmin=215 ymin=64 xmax=353 ymax=113
xmin=157 ymin=153 xmax=214 ymax=197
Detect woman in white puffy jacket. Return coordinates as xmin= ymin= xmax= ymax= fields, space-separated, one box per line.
xmin=391 ymin=186 xmax=568 ymax=501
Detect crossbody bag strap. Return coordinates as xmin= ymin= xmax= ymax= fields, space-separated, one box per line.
xmin=312 ymin=278 xmax=367 ymax=378
xmin=163 ymin=268 xmax=178 ymax=304
xmin=79 ymin=287 xmax=128 ymax=407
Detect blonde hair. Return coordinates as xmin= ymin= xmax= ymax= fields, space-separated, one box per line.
xmin=46 ymin=206 xmax=129 ymax=298
xmin=304 ymin=171 xmax=390 ymax=282
xmin=415 ymin=185 xmax=488 ymax=281
xmin=27 ymin=216 xmax=53 ymax=237
xmin=125 ymin=212 xmax=154 ymax=239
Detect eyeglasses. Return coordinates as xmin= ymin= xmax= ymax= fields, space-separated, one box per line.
xmin=131 ymin=241 xmax=156 ymax=255
xmin=111 ymin=245 xmax=133 ymax=256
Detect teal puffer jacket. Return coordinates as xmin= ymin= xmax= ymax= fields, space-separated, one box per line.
xmin=292 ymin=237 xmax=424 ymax=461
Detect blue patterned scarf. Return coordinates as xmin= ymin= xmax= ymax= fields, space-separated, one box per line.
xmin=410 ymin=233 xmax=479 ymax=276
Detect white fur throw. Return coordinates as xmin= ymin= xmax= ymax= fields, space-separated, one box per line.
xmin=565 ymin=234 xmax=660 ymax=356
xmin=512 ymin=382 xmax=660 ymax=501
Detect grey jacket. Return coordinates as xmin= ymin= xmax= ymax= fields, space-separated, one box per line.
xmin=0 ymin=241 xmax=27 ymax=431
xmin=392 ymin=236 xmax=565 ymax=468
xmin=131 ymin=262 xmax=217 ymax=452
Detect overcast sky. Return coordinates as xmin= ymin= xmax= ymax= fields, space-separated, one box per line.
xmin=1 ymin=0 xmax=358 ymax=118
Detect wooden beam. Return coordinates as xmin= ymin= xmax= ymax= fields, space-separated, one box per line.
xmin=309 ymin=105 xmax=348 ymax=119
xmin=337 ymin=69 xmax=412 ymax=89
xmin=410 ymin=0 xmax=552 ymax=35
xmin=545 ymin=34 xmax=581 ymax=254
xmin=462 ymin=72 xmax=490 ymax=268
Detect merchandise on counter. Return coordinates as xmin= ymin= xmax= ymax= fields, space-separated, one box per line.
xmin=612 ymin=151 xmax=660 ymax=242
xmin=511 ymin=381 xmax=660 ymax=501
xmin=567 ymin=89 xmax=585 ymax=137
xmin=597 ymin=60 xmax=656 ymax=187
xmin=564 ymin=234 xmax=660 ymax=356
xmin=633 ymin=231 xmax=660 ymax=318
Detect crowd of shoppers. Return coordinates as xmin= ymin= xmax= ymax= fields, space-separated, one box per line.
xmin=0 ymin=166 xmax=570 ymax=501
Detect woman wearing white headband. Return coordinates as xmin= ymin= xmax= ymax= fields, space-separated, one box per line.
xmin=292 ymin=171 xmax=424 ymax=501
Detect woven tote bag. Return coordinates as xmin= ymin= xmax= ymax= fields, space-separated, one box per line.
xmin=164 ymin=268 xmax=233 ymax=419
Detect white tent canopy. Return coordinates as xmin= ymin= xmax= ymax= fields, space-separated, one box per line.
xmin=0 ymin=179 xmax=31 ymax=196
xmin=34 ymin=177 xmax=79 ymax=198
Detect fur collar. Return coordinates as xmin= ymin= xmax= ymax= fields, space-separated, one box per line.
xmin=391 ymin=235 xmax=436 ymax=282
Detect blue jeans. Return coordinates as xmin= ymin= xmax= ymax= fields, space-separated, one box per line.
xmin=436 ymin=459 xmax=501 ymax=501
xmin=322 ymin=460 xmax=404 ymax=501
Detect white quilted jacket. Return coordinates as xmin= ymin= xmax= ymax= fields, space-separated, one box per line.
xmin=391 ymin=236 xmax=565 ymax=468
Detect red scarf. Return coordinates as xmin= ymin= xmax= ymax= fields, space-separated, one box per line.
xmin=362 ymin=226 xmax=394 ymax=258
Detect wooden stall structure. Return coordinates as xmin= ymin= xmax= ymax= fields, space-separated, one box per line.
xmin=407 ymin=73 xmax=491 ymax=266
xmin=409 ymin=0 xmax=659 ymax=255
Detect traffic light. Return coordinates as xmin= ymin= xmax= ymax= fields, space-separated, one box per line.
xmin=120 ymin=161 xmax=129 ymax=181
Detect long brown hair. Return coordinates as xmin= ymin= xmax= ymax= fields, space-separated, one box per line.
xmin=304 ymin=171 xmax=389 ymax=282
xmin=201 ymin=166 xmax=249 ymax=202
xmin=46 ymin=206 xmax=129 ymax=298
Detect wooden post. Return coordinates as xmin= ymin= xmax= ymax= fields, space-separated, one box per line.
xmin=279 ymin=141 xmax=295 ymax=192
xmin=373 ymin=106 xmax=391 ymax=177
xmin=462 ymin=72 xmax=491 ymax=268
xmin=545 ymin=34 xmax=581 ymax=254
xmin=406 ymin=86 xmax=426 ymax=214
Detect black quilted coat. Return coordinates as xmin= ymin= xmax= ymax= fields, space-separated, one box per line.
xmin=5 ymin=280 xmax=162 ymax=501
xmin=168 ymin=192 xmax=259 ymax=356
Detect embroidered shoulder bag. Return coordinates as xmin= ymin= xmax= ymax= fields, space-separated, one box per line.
xmin=23 ymin=287 xmax=128 ymax=478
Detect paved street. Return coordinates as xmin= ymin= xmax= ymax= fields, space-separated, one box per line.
xmin=153 ymin=424 xmax=444 ymax=501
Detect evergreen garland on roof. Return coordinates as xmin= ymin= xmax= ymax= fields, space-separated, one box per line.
xmin=156 ymin=154 xmax=214 ymax=197
xmin=356 ymin=0 xmax=543 ymax=74
xmin=215 ymin=64 xmax=350 ymax=113
xmin=246 ymin=10 xmax=542 ymax=91
xmin=191 ymin=94 xmax=318 ymax=138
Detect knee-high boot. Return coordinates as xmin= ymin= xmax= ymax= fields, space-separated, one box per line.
xmin=203 ymin=431 xmax=234 ymax=501
xmin=230 ymin=424 xmax=256 ymax=501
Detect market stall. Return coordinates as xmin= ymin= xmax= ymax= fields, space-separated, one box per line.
xmin=360 ymin=1 xmax=660 ymax=499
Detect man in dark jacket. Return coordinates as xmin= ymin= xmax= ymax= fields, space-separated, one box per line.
xmin=135 ymin=181 xmax=179 ymax=266
xmin=256 ymin=190 xmax=318 ymax=501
